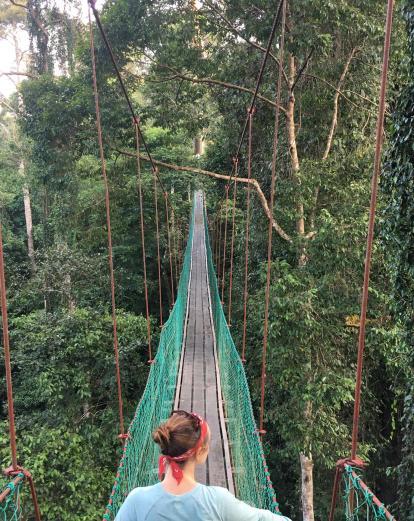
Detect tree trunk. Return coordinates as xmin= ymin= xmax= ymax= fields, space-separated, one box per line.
xmin=300 ymin=452 xmax=315 ymax=521
xmin=286 ymin=54 xmax=307 ymax=265
xmin=194 ymin=136 xmax=204 ymax=155
xmin=20 ymin=161 xmax=36 ymax=271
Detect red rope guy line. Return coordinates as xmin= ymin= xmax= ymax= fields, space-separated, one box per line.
xmin=351 ymin=0 xmax=394 ymax=461
xmin=0 ymin=222 xmax=18 ymax=470
xmin=259 ymin=0 xmax=287 ymax=435
xmin=221 ymin=184 xmax=230 ymax=304
xmin=1 ymin=221 xmax=42 ymax=520
xmin=152 ymin=171 xmax=163 ymax=326
xmin=88 ymin=9 xmax=125 ymax=437
xmin=329 ymin=1 xmax=395 ymax=518
xmin=241 ymin=109 xmax=255 ymax=363
xmin=228 ymin=163 xmax=238 ymax=325
xmin=164 ymin=192 xmax=175 ymax=306
xmin=134 ymin=120 xmax=152 ymax=362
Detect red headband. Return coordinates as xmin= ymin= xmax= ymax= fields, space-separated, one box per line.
xmin=158 ymin=413 xmax=208 ymax=485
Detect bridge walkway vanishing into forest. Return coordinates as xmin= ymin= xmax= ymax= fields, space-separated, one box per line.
xmin=0 ymin=0 xmax=398 ymax=519
xmin=174 ymin=192 xmax=234 ymax=492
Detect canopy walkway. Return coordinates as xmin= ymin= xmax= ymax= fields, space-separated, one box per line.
xmin=101 ymin=190 xmax=278 ymax=519
xmin=0 ymin=0 xmax=398 ymax=519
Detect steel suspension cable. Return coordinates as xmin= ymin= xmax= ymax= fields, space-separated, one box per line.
xmin=164 ymin=192 xmax=175 ymax=306
xmin=259 ymin=0 xmax=287 ymax=436
xmin=221 ymin=184 xmax=230 ymax=303
xmin=153 ymin=171 xmax=163 ymax=326
xmin=134 ymin=120 xmax=152 ymax=362
xmin=227 ymin=160 xmax=238 ymax=325
xmin=241 ymin=108 xmax=255 ymax=363
xmin=89 ymin=9 xmax=125 ymax=438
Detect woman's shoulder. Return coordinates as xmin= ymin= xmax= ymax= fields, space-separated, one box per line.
xmin=200 ymin=485 xmax=236 ymax=502
xmin=128 ymin=483 xmax=162 ymax=495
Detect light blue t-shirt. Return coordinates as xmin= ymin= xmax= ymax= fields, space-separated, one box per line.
xmin=115 ymin=482 xmax=291 ymax=521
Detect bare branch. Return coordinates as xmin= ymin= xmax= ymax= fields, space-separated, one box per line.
xmin=291 ymin=48 xmax=314 ymax=92
xmin=9 ymin=0 xmax=49 ymax=44
xmin=153 ymin=71 xmax=287 ymax=113
xmin=8 ymin=0 xmax=27 ymax=9
xmin=304 ymin=73 xmax=380 ymax=113
xmin=322 ymin=48 xmax=357 ymax=160
xmin=113 ymin=146 xmax=293 ymax=243
xmin=0 ymin=72 xmax=36 ymax=79
xmin=202 ymin=0 xmax=289 ymax=86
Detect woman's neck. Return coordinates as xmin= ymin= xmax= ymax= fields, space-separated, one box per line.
xmin=162 ymin=462 xmax=198 ymax=495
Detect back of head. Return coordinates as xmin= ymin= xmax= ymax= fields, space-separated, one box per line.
xmin=152 ymin=410 xmax=202 ymax=457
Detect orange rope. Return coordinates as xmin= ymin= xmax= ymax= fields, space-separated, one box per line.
xmin=221 ymin=184 xmax=230 ymax=303
xmin=89 ymin=9 xmax=125 ymax=437
xmin=259 ymin=0 xmax=287 ymax=436
xmin=0 ymin=223 xmax=18 ymax=471
xmin=172 ymin=209 xmax=179 ymax=291
xmin=351 ymin=0 xmax=394 ymax=461
xmin=217 ymin=203 xmax=223 ymax=280
xmin=164 ymin=192 xmax=175 ymax=306
xmin=153 ymin=169 xmax=163 ymax=326
xmin=241 ymin=108 xmax=255 ymax=363
xmin=133 ymin=120 xmax=153 ymax=362
xmin=228 ymin=163 xmax=238 ymax=325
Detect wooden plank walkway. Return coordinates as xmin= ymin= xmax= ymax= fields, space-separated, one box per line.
xmin=174 ymin=192 xmax=234 ymax=492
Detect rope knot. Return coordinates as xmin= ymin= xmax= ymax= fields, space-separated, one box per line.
xmin=247 ymin=106 xmax=257 ymax=116
xmin=335 ymin=456 xmax=365 ymax=471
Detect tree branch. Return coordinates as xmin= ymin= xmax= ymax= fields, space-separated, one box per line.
xmin=152 ymin=71 xmax=287 ymax=113
xmin=8 ymin=0 xmax=27 ymax=9
xmin=202 ymin=0 xmax=289 ymax=86
xmin=113 ymin=146 xmax=293 ymax=243
xmin=322 ymin=48 xmax=357 ymax=160
xmin=304 ymin=73 xmax=380 ymax=114
xmin=9 ymin=0 xmax=49 ymax=44
xmin=0 ymin=72 xmax=36 ymax=79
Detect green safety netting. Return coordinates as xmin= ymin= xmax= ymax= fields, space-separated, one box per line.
xmin=102 ymin=199 xmax=195 ymax=520
xmin=342 ymin=465 xmax=394 ymax=520
xmin=203 ymin=201 xmax=280 ymax=513
xmin=0 ymin=474 xmax=24 ymax=521
xmin=103 ymin=192 xmax=280 ymax=520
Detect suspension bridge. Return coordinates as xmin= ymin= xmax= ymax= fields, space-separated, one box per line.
xmin=0 ymin=0 xmax=397 ymax=519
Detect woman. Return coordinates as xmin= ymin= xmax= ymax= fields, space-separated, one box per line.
xmin=115 ymin=410 xmax=291 ymax=521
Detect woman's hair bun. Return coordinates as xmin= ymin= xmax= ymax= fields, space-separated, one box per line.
xmin=152 ymin=424 xmax=170 ymax=451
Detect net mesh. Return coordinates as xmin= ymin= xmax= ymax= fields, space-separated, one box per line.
xmin=102 ymin=200 xmax=195 ymax=520
xmin=103 ymin=193 xmax=280 ymax=519
xmin=203 ymin=201 xmax=280 ymax=513
xmin=342 ymin=465 xmax=394 ymax=520
xmin=0 ymin=474 xmax=24 ymax=521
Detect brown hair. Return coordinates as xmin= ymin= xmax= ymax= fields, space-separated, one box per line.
xmin=152 ymin=410 xmax=207 ymax=457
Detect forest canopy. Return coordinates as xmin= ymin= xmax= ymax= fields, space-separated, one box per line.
xmin=0 ymin=0 xmax=413 ymax=519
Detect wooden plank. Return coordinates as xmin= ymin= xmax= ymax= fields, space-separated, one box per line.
xmin=177 ymin=192 xmax=231 ymax=489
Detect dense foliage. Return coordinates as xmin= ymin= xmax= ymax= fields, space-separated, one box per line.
xmin=381 ymin=4 xmax=414 ymax=518
xmin=0 ymin=0 xmax=412 ymax=519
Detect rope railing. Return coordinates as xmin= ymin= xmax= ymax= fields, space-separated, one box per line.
xmin=0 ymin=474 xmax=24 ymax=521
xmin=102 ymin=197 xmax=195 ymax=520
xmin=342 ymin=465 xmax=395 ymax=520
xmin=202 ymin=200 xmax=281 ymax=514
